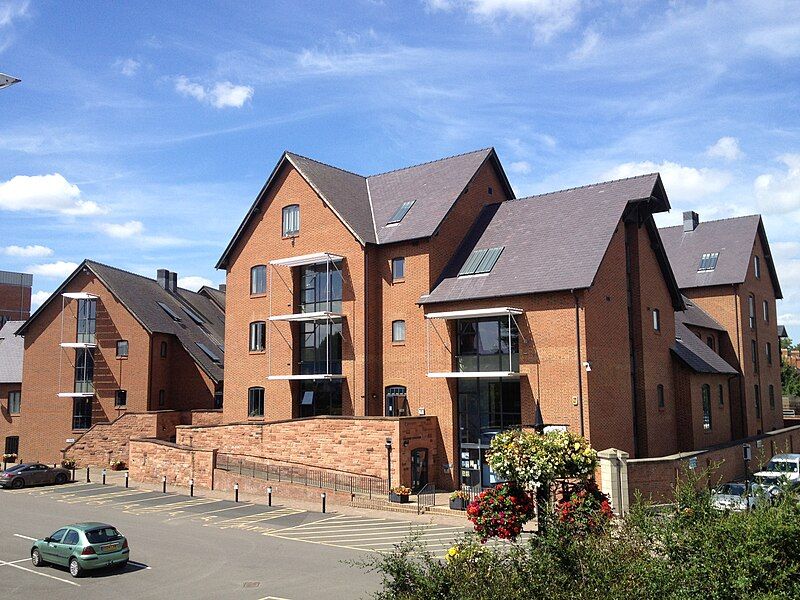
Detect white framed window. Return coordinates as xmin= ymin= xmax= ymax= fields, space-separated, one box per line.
xmin=391 ymin=257 xmax=405 ymax=282
xmin=250 ymin=265 xmax=266 ymax=295
xmin=248 ymin=387 xmax=265 ymax=417
xmin=652 ymin=308 xmax=660 ymax=331
xmin=116 ymin=340 xmax=129 ymax=358
xmin=392 ymin=320 xmax=406 ymax=343
xmin=748 ymin=295 xmax=755 ymax=329
xmin=282 ymin=204 xmax=300 ymax=236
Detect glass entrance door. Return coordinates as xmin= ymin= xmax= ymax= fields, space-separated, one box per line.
xmin=410 ymin=448 xmax=428 ymax=492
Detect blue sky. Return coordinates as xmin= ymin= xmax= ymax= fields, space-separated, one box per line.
xmin=2 ymin=1 xmax=800 ymax=337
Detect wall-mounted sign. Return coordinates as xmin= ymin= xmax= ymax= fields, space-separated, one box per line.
xmin=688 ymin=457 xmax=698 ymax=470
xmin=65 ymin=438 xmax=75 ymax=443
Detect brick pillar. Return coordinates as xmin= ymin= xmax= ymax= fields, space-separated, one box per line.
xmin=598 ymin=448 xmax=629 ymax=516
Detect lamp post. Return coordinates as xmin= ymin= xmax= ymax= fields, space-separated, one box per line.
xmin=385 ymin=437 xmax=393 ymax=493
xmin=0 ymin=73 xmax=21 ymax=90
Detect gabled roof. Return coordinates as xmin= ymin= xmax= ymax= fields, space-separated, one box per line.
xmin=659 ymin=215 xmax=782 ymax=299
xmin=0 ymin=320 xmax=24 ymax=383
xmin=198 ymin=285 xmax=226 ymax=311
xmin=676 ymin=295 xmax=726 ymax=332
xmin=421 ymin=173 xmax=674 ymax=304
xmin=215 ymin=148 xmax=514 ymax=268
xmin=16 ymin=261 xmax=225 ymax=383
xmin=672 ymin=322 xmax=738 ymax=374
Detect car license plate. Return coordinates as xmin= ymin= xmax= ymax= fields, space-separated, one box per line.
xmin=101 ymin=543 xmax=118 ymax=552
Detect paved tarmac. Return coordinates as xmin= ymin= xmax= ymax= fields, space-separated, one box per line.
xmin=0 ymin=481 xmax=470 ymax=599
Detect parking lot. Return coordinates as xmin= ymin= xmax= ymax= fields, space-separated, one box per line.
xmin=0 ymin=481 xmax=470 ymax=599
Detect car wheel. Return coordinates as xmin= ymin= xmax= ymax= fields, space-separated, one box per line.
xmin=55 ymin=473 xmax=67 ymax=485
xmin=69 ymin=557 xmax=82 ymax=578
xmin=31 ymin=549 xmax=44 ymax=567
xmin=10 ymin=478 xmax=23 ymax=489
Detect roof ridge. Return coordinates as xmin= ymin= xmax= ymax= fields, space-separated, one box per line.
xmin=285 ymin=151 xmax=366 ymax=179
xmin=511 ymin=172 xmax=660 ymax=203
xmin=659 ymin=214 xmax=761 ymax=230
xmin=367 ymin=147 xmax=493 ymax=178
xmin=85 ymin=259 xmax=205 ymax=298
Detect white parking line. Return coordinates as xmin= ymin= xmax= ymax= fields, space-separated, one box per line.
xmin=13 ymin=534 xmax=37 ymax=541
xmin=0 ymin=558 xmax=80 ymax=587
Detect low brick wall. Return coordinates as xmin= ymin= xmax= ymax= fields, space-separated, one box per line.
xmin=190 ymin=409 xmax=224 ymax=426
xmin=129 ymin=438 xmax=216 ymax=488
xmin=212 ymin=468 xmax=355 ymax=506
xmin=628 ymin=424 xmax=800 ymax=501
xmin=62 ymin=410 xmax=191 ymax=467
xmin=176 ymin=415 xmax=445 ymax=487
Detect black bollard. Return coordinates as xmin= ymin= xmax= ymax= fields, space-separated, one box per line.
xmin=86 ymin=467 xmax=90 ymax=483
xmin=102 ymin=469 xmax=107 ymax=485
xmin=162 ymin=475 xmax=167 ymax=494
xmin=234 ymin=483 xmax=239 ymax=503
xmin=71 ymin=467 xmax=75 ymax=482
xmin=321 ymin=492 xmax=327 ymax=514
xmin=124 ymin=472 xmax=129 ymax=488
xmin=189 ymin=478 xmax=194 ymax=497
xmin=267 ymin=486 xmax=272 ymax=507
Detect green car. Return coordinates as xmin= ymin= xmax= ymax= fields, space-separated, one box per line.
xmin=31 ymin=522 xmax=130 ymax=577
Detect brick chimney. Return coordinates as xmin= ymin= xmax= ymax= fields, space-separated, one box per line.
xmin=218 ymin=284 xmax=226 ymax=293
xmin=683 ymin=211 xmax=699 ymax=232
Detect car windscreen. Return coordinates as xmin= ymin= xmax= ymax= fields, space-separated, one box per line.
xmin=754 ymin=475 xmax=780 ymax=486
xmin=85 ymin=527 xmax=122 ymax=544
xmin=765 ymin=460 xmax=799 ymax=473
xmin=716 ymin=484 xmax=746 ymax=496
xmin=3 ymin=464 xmax=26 ymax=472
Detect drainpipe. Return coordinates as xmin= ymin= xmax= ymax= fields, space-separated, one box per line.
xmin=734 ymin=285 xmax=745 ymax=438
xmin=573 ymin=290 xmax=585 ymax=437
xmin=364 ymin=248 xmax=370 ymax=416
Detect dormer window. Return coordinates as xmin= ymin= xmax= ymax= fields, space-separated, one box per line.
xmin=698 ymin=252 xmax=719 ymax=271
xmin=282 ymin=204 xmax=300 ymax=237
xmin=387 ymin=200 xmax=415 ymax=225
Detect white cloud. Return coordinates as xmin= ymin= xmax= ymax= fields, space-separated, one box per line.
xmin=30 ymin=290 xmax=52 ymax=310
xmin=0 ymin=0 xmax=28 ymax=28
xmin=604 ymin=161 xmax=731 ymax=204
xmin=114 ymin=58 xmax=141 ymax=76
xmin=2 ymin=244 xmax=53 ymax=258
xmin=99 ymin=220 xmax=144 ymax=238
xmin=425 ymin=0 xmax=582 ymax=41
xmin=175 ymin=76 xmax=253 ymax=108
xmin=706 ymin=136 xmax=743 ymax=161
xmin=177 ymin=276 xmax=213 ymax=291
xmin=27 ymin=261 xmax=79 ymax=279
xmin=569 ymin=29 xmax=600 ymax=61
xmin=0 ymin=173 xmax=106 ymax=215
xmin=509 ymin=160 xmax=532 ymax=174
xmin=754 ymin=154 xmax=800 ymax=214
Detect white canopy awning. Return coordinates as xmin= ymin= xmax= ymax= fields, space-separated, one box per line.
xmin=267 ymin=374 xmax=346 ymax=381
xmin=425 ymin=307 xmax=523 ymax=320
xmin=62 ymin=292 xmax=98 ymax=300
xmin=57 ymin=392 xmax=94 ymax=398
xmin=59 ymin=342 xmax=97 ymax=349
xmin=427 ymin=371 xmax=523 ymax=379
xmin=269 ymin=311 xmax=344 ymax=322
xmin=269 ymin=253 xmax=344 ymax=268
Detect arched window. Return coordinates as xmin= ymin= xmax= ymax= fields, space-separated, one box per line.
xmin=701 ymin=384 xmax=712 ymax=430
xmin=748 ymin=295 xmax=755 ymax=329
xmin=250 ymin=265 xmax=266 ymax=295
xmin=249 ymin=321 xmax=266 ymax=352
xmin=657 ymin=384 xmax=665 ymax=409
xmin=282 ymin=204 xmax=300 ymax=236
xmin=248 ymin=387 xmax=264 ymax=417
xmin=392 ymin=320 xmax=406 ymax=343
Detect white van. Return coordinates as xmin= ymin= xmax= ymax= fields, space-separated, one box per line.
xmin=752 ymin=453 xmax=800 ymax=488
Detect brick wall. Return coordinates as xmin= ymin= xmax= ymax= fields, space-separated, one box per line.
xmin=175 ymin=415 xmax=442 ymax=487
xmin=190 ymin=409 xmax=224 ymax=426
xmin=0 ymin=280 xmax=31 ymax=322
xmin=627 ymin=424 xmax=800 ymax=501
xmin=0 ymin=382 xmax=21 ymax=455
xmin=61 ymin=410 xmax=190 ymax=466
xmin=129 ymin=438 xmax=216 ymax=488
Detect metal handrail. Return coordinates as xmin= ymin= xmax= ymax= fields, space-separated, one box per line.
xmin=215 ymin=452 xmax=387 ymax=498
xmin=416 ymin=482 xmax=436 ymax=514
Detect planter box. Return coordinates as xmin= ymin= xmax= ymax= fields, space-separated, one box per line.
xmin=449 ymin=497 xmax=468 ymax=511
xmin=389 ymin=492 xmax=410 ymax=504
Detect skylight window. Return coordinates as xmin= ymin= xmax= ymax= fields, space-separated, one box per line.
xmin=458 ymin=246 xmax=504 ymax=276
xmin=195 ymin=342 xmax=221 ymax=363
xmin=182 ymin=305 xmax=205 ymax=325
xmin=157 ymin=301 xmax=182 ymax=322
xmin=698 ymin=252 xmax=719 ymax=272
xmin=387 ymin=200 xmax=415 ymax=224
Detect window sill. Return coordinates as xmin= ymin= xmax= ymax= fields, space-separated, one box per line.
xmin=282 ymin=234 xmax=299 ymax=240
xmin=248 ymin=350 xmax=266 ymax=355
xmin=392 ymin=278 xmax=406 ymax=284
xmin=247 ymin=416 xmax=265 ymax=421
xmin=116 ymin=356 xmax=128 ymax=361
xmin=392 ymin=341 xmax=406 ymax=346
xmin=250 ymin=293 xmax=267 ymax=299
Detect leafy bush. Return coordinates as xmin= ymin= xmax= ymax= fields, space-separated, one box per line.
xmin=466 ymin=482 xmax=535 ymax=541
xmin=363 ymin=473 xmax=800 ymax=599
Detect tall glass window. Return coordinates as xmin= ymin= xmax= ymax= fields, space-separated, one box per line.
xmin=248 ymin=387 xmax=264 ymax=417
xmin=299 ymin=380 xmax=342 ymax=417
xmin=7 ymin=391 xmax=20 ymax=414
xmin=76 ymin=298 xmax=96 ymax=344
xmin=748 ymin=295 xmax=755 ymax=329
xmin=72 ymin=398 xmax=92 ymax=430
xmin=299 ymin=264 xmax=342 ymax=313
xmin=298 ymin=263 xmax=343 ymax=376
xmin=250 ymin=265 xmax=266 ymax=295
xmin=701 ymin=384 xmax=711 ymax=430
xmin=74 ymin=348 xmax=94 ymax=394
xmin=657 ymin=384 xmax=665 ymax=408
xmin=755 ymin=384 xmax=761 ymax=418
xmin=456 ymin=318 xmax=519 ymax=372
xmin=385 ymin=386 xmax=409 ymax=416
xmin=249 ymin=321 xmax=266 ymax=352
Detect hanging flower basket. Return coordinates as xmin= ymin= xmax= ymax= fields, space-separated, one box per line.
xmin=466 ymin=482 xmax=535 ymax=541
xmin=2 ymin=453 xmax=17 ymax=463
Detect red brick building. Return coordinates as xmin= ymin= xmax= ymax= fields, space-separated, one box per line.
xmin=0 ymin=270 xmax=32 ymax=325
xmin=15 ymin=261 xmax=225 ymax=463
xmin=208 ymin=148 xmax=783 ymax=491
xmin=0 ymin=320 xmax=24 ymax=460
